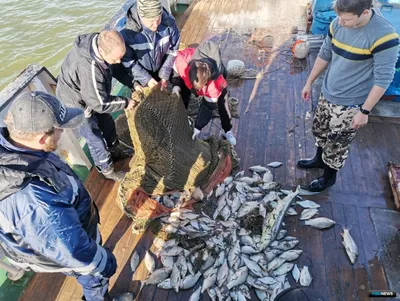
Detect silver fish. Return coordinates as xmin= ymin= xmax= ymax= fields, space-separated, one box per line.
xmin=247 ymin=275 xmax=269 ymax=291
xmin=221 ymin=205 xmax=231 ymax=221
xmin=262 ymin=191 xmax=279 ymax=204
xmin=259 ymin=204 xmax=267 ymax=218
xmin=265 ymin=249 xmax=282 ymax=262
xmin=228 ymin=240 xmax=241 ymax=269
xmin=160 ymin=246 xmax=183 ymax=256
xmin=145 ymin=268 xmax=172 ymax=285
xmin=235 ymin=171 xmax=245 ymax=179
xmin=255 ymin=289 xmax=268 ymax=301
xmin=180 ymin=212 xmax=200 ymax=220
xmin=163 ymin=196 xmax=175 ymax=208
xmin=217 ymin=260 xmax=229 ymax=287
xmin=258 ymin=276 xmax=278 ymax=285
xmin=188 ymin=286 xmax=202 ymax=301
xmin=292 ymin=264 xmax=300 ymax=282
xmin=262 ymin=170 xmax=273 ymax=184
xmin=241 ymin=235 xmax=256 ymax=248
xmin=305 ymin=217 xmax=336 ymax=229
xmin=157 ymin=278 xmax=173 ymax=289
xmin=276 ymin=229 xmax=287 ymax=240
xmin=241 ymin=256 xmax=263 ymax=277
xmin=341 ymin=228 xmax=358 ymax=264
xmin=267 ymin=257 xmax=286 ymax=271
xmin=267 ymin=161 xmax=283 ymax=168
xmin=239 ymin=284 xmax=251 ymax=300
xmin=279 ymin=250 xmax=303 ymax=261
xmin=300 ymin=208 xmax=319 ymax=220
xmin=130 ymin=251 xmax=140 ymax=273
xmin=274 ymin=239 xmax=299 ymax=251
xmin=220 ymin=220 xmax=238 ymax=228
xmin=177 ymin=253 xmax=188 ymax=278
xmin=170 ymin=264 xmax=181 ymax=293
xmin=252 ymin=172 xmax=263 ymax=182
xmin=238 ymin=201 xmax=259 ymax=218
xmin=235 ymin=181 xmax=247 ymax=194
xmin=180 ymin=272 xmax=202 ymax=289
xmin=201 ymin=272 xmax=217 ymax=293
xmin=231 ymin=197 xmax=242 ymax=215
xmin=241 ymin=246 xmax=259 ymax=254
xmin=227 ymin=266 xmax=249 ymax=289
xmin=286 ymin=207 xmax=298 ymax=216
xmin=161 ymin=255 xmax=174 ymax=269
xmin=215 ymin=183 xmax=226 ymax=197
xmin=200 ymin=256 xmax=216 ymax=273
xmin=208 ymin=287 xmax=218 ymax=301
xmin=237 ymin=291 xmax=247 ymax=301
xmin=297 ymin=200 xmax=320 ymax=209
xmin=238 ymin=228 xmax=252 ymax=236
xmin=259 ymin=187 xmax=300 ymax=251
xmin=273 ymin=262 xmax=294 ymax=277
xmin=239 ymin=177 xmax=257 ymax=185
xmin=299 ymin=266 xmax=313 ymax=286
xmin=249 ymin=165 xmax=269 ymax=173
xmin=144 ymin=251 xmax=155 ymax=273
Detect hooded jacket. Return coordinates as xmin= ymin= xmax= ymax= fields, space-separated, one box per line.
xmin=0 ymin=129 xmax=115 ymax=276
xmin=172 ymin=41 xmax=228 ymax=102
xmin=56 ymin=33 xmax=128 ymax=114
xmin=120 ymin=4 xmax=180 ymax=85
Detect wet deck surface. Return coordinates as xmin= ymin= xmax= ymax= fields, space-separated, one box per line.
xmin=20 ymin=0 xmax=400 ymax=300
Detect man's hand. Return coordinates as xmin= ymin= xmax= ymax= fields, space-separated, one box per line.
xmin=160 ymin=79 xmax=169 ymax=92
xmin=148 ymin=78 xmax=158 ymax=88
xmin=302 ymin=82 xmax=312 ymax=100
xmin=172 ymin=86 xmax=181 ymax=97
xmin=125 ymin=99 xmax=137 ymax=111
xmin=351 ymin=111 xmax=368 ymax=129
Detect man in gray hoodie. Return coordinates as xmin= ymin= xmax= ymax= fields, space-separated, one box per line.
xmin=298 ymin=0 xmax=399 ymax=192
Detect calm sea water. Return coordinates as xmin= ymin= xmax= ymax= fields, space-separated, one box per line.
xmin=0 ymin=0 xmax=125 ymax=90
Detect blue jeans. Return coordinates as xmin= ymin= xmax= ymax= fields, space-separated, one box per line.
xmin=79 ymin=113 xmax=117 ymax=171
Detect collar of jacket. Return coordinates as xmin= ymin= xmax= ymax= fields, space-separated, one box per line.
xmin=0 ymin=128 xmax=66 ymax=201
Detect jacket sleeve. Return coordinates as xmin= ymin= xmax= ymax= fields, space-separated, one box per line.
xmin=122 ymin=46 xmax=153 ymax=86
xmin=80 ymin=62 xmax=129 ymax=114
xmin=158 ymin=21 xmax=181 ymax=81
xmin=18 ymin=190 xmax=116 ymax=277
xmin=371 ymin=33 xmax=400 ymax=89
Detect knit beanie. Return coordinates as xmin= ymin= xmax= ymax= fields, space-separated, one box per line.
xmin=137 ymin=0 xmax=163 ymax=19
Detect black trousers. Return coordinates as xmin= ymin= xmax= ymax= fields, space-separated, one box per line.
xmin=174 ymin=78 xmax=232 ymax=133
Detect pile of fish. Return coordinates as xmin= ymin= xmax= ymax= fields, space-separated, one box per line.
xmin=129 ymin=163 xmax=357 ymax=301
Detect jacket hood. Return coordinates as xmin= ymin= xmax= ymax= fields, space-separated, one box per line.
xmin=0 ymin=129 xmax=62 ymax=201
xmin=73 ymin=33 xmax=99 ymax=62
xmin=125 ymin=4 xmax=175 ymax=32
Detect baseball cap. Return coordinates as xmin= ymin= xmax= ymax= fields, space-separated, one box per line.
xmin=7 ymin=91 xmax=84 ymax=133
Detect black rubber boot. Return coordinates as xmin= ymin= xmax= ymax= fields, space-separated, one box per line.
xmin=110 ymin=140 xmax=134 ymax=161
xmin=308 ymin=164 xmax=337 ymax=192
xmin=297 ymin=147 xmax=324 ymax=169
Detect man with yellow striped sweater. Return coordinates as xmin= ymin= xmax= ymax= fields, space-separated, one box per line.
xmin=298 ymin=0 xmax=399 ymax=192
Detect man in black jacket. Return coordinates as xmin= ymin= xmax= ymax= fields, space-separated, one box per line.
xmin=57 ymin=29 xmax=135 ymax=182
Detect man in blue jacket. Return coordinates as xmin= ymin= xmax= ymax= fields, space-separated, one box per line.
xmin=0 ymin=91 xmax=117 ymax=301
xmin=119 ymin=0 xmax=180 ymax=91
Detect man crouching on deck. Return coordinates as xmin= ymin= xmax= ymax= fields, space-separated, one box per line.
xmin=298 ymin=0 xmax=399 ymax=192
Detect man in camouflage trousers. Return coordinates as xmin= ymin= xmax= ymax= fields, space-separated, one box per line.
xmin=298 ymin=0 xmax=399 ymax=192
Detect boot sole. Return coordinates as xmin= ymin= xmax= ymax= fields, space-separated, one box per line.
xmin=297 ymin=162 xmax=325 ymax=169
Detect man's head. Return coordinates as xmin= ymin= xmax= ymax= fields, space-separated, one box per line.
xmin=98 ymin=29 xmax=126 ymax=64
xmin=334 ymin=0 xmax=372 ymax=28
xmin=189 ymin=60 xmax=212 ymax=90
xmin=4 ymin=91 xmax=84 ymax=152
xmin=137 ymin=0 xmax=163 ymax=32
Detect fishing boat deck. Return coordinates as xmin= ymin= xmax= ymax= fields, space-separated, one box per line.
xmin=19 ymin=0 xmax=400 ymax=300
